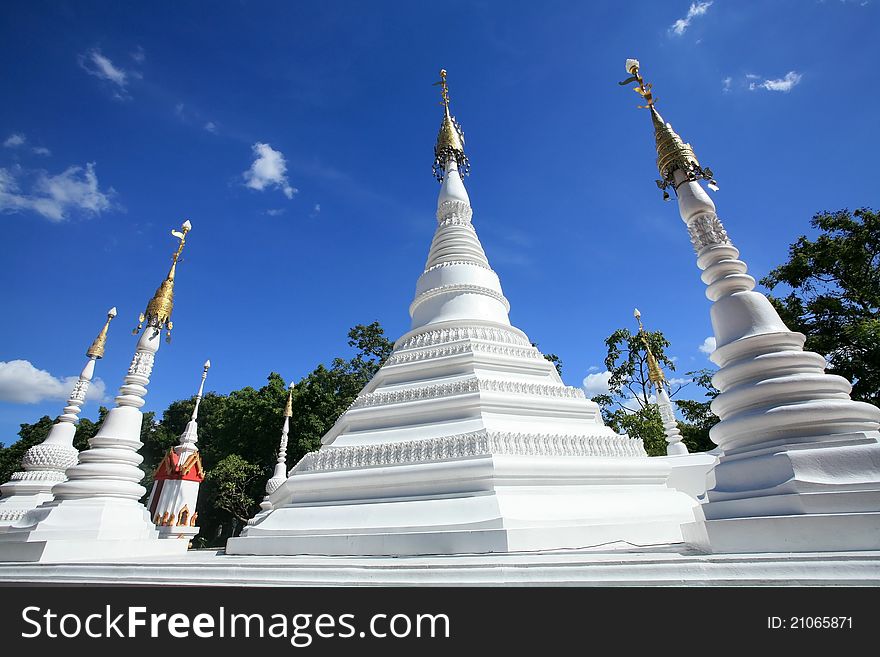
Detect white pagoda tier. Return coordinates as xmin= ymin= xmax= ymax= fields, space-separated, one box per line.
xmin=227 ymin=71 xmax=699 ymax=557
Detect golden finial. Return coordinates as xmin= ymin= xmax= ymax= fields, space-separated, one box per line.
xmin=634 ymin=308 xmax=666 ymax=388
xmin=619 ymin=59 xmax=718 ymax=200
xmin=432 ymin=68 xmax=470 ymax=182
xmin=86 ymin=307 xmax=117 ymax=359
xmin=284 ymin=382 xmax=294 ymax=418
xmin=134 ymin=220 xmax=192 ymax=342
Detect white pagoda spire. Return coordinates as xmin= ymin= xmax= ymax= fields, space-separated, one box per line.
xmin=260 ymin=383 xmax=294 ymax=512
xmin=623 ymin=59 xmax=880 ymax=552
xmin=410 ymin=69 xmax=510 ymax=330
xmin=0 ymin=221 xmax=196 ymax=562
xmin=633 ymin=308 xmax=688 ymax=456
xmin=146 ymin=359 xmax=209 ymax=543
xmin=0 ymin=307 xmax=116 ymax=526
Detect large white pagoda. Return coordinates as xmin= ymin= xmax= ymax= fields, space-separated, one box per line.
xmin=227 ymin=70 xmax=700 ymax=557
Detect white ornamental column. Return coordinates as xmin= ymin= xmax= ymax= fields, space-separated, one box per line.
xmin=633 ymin=308 xmax=688 ymax=456
xmin=146 ymin=359 xmax=210 ymax=542
xmin=259 ymin=383 xmax=294 ymax=513
xmin=0 ymin=308 xmax=116 ymax=526
xmin=0 ymin=221 xmax=196 ymax=562
xmin=623 ymin=59 xmax=880 ymax=553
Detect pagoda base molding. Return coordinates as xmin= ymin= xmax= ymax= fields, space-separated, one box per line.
xmin=683 ymin=511 xmax=880 ymax=554
xmin=0 ymin=497 xmax=188 ymax=562
xmin=682 ymin=435 xmax=880 ymax=553
xmin=226 ymin=453 xmax=699 ymax=556
xmin=0 ymin=492 xmax=56 ymax=527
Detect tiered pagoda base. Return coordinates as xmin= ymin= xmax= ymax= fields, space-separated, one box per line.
xmin=227 ymin=444 xmax=700 ymax=556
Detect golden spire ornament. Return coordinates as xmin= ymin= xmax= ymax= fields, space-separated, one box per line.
xmin=619 ymin=59 xmax=718 ymax=200
xmin=284 ymin=384 xmax=293 ymax=418
xmin=134 ymin=219 xmax=192 ymax=342
xmin=86 ymin=307 xmax=117 ymax=359
xmin=633 ymin=308 xmax=666 ymax=388
xmin=432 ymin=68 xmax=470 ymax=182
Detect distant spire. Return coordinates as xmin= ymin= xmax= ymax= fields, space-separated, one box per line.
xmin=86 ymin=307 xmax=117 ymax=359
xmin=263 ymin=383 xmax=294 ymax=503
xmin=620 ymin=59 xmax=717 ymax=200
xmin=633 ymin=308 xmax=688 ymax=455
xmin=633 ymin=308 xmax=665 ymax=387
xmin=134 ymin=219 xmax=192 ymax=342
xmin=191 ymin=360 xmax=211 ymax=422
xmin=432 ymin=69 xmax=470 ymax=182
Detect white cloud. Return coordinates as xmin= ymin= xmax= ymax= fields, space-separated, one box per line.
xmin=32 ymin=146 xmax=51 ymax=156
xmin=4 ymin=133 xmax=25 ymax=148
xmin=722 ymin=77 xmax=732 ymax=93
xmin=699 ymin=336 xmax=716 ymax=354
xmin=667 ymin=377 xmax=691 ymax=387
xmin=309 ymin=203 xmax=321 ymax=218
xmin=130 ymin=46 xmax=146 ymax=64
xmin=0 ymin=162 xmax=114 ymax=222
xmin=0 ymin=360 xmax=106 ymax=404
xmin=749 ymin=71 xmax=802 ymax=93
xmin=79 ymin=49 xmax=129 ymax=98
xmin=265 ymin=208 xmax=285 ymax=216
xmin=670 ymin=1 xmax=713 ymax=36
xmin=243 ymin=142 xmax=297 ymax=199
xmin=582 ymin=370 xmax=612 ymax=398
xmin=203 ymin=121 xmax=218 ymax=133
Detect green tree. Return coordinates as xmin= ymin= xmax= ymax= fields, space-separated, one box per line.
xmin=591 ymin=327 xmax=686 ymax=456
xmin=674 ymin=368 xmax=720 ymax=453
xmin=201 ymin=454 xmax=264 ymax=540
xmin=761 ymin=208 xmax=880 ymax=406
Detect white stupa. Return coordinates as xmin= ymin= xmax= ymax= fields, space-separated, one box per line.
xmin=0 ymin=221 xmax=195 ymax=562
xmin=0 ymin=307 xmax=116 ymax=526
xmin=227 ymin=70 xmax=699 ymax=557
xmin=633 ymin=308 xmax=688 ymax=456
xmin=624 ymin=59 xmax=880 ymax=553
xmin=259 ymin=383 xmax=294 ymax=511
xmin=146 ymin=359 xmax=210 ymax=542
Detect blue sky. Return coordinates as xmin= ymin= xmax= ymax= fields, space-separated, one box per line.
xmin=1 ymin=1 xmax=877 ymax=443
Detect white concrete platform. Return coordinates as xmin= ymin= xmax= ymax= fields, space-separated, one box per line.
xmin=1 ymin=545 xmax=878 ymax=586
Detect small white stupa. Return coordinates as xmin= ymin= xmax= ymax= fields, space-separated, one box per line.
xmin=625 ymin=59 xmax=880 ymax=553
xmin=0 ymin=221 xmax=195 ymax=562
xmin=146 ymin=359 xmax=210 ymax=542
xmin=633 ymin=308 xmax=688 ymax=456
xmin=227 ymin=70 xmax=699 ymax=557
xmin=256 ymin=382 xmax=294 ymax=515
xmin=0 ymin=307 xmax=116 ymax=526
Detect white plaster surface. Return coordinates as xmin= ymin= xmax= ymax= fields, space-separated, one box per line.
xmin=1 ymin=547 xmax=878 ymax=586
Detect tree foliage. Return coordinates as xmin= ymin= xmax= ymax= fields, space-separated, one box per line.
xmin=761 ymin=208 xmax=880 ymax=406
xmin=590 ymin=327 xmax=683 ymax=456
xmin=590 ymin=327 xmax=718 ymax=455
xmin=673 ymin=368 xmax=719 ymax=453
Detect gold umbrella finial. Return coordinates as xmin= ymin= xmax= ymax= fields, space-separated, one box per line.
xmin=432 ymin=68 xmax=470 ymax=182
xmin=619 ymin=59 xmax=718 ymax=200
xmin=86 ymin=306 xmax=117 ymax=359
xmin=134 ymin=220 xmax=192 ymax=342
